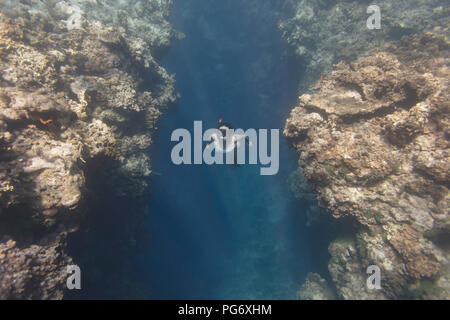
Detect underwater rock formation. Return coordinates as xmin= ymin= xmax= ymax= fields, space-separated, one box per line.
xmin=0 ymin=0 xmax=176 ymax=299
xmin=297 ymin=272 xmax=336 ymax=300
xmin=280 ymin=0 xmax=449 ymax=89
xmin=285 ymin=30 xmax=449 ymax=299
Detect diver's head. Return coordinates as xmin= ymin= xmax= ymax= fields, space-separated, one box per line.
xmin=218 ymin=119 xmax=232 ymax=130
xmin=218 ymin=119 xmax=232 ymax=137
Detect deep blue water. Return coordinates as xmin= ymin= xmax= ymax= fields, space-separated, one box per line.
xmin=137 ymin=0 xmax=320 ymax=299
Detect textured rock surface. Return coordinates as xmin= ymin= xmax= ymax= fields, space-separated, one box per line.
xmin=280 ymin=0 xmax=449 ymax=89
xmin=298 ymin=272 xmax=336 ymax=300
xmin=0 ymin=239 xmax=72 ymax=299
xmin=285 ymin=30 xmax=449 ymax=299
xmin=0 ymin=0 xmax=176 ymax=299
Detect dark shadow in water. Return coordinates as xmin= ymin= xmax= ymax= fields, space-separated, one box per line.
xmin=137 ymin=0 xmax=331 ymax=299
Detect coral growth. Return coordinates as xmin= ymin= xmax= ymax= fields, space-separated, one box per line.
xmin=298 ymin=272 xmax=336 ymax=300
xmin=0 ymin=0 xmax=176 ymax=299
xmin=280 ymin=0 xmax=449 ymax=89
xmin=285 ymin=30 xmax=449 ymax=299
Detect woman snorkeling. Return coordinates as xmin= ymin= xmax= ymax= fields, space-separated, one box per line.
xmin=207 ymin=119 xmax=252 ymax=168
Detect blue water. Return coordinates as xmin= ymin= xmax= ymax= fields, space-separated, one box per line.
xmin=138 ymin=0 xmax=319 ymax=299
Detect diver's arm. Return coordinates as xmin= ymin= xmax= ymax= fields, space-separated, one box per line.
xmin=206 ymin=133 xmax=217 ymax=147
xmin=234 ymin=134 xmax=253 ymax=147
xmin=245 ymin=135 xmax=253 ymax=147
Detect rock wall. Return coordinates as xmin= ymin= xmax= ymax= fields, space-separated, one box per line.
xmin=285 ymin=30 xmax=449 ymax=299
xmin=0 ymin=0 xmax=176 ymax=299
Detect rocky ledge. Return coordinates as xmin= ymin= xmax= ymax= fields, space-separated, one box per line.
xmin=0 ymin=0 xmax=176 ymax=299
xmin=285 ymin=30 xmax=449 ymax=299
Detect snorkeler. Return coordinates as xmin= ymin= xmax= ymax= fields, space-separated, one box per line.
xmin=207 ymin=119 xmax=252 ymax=168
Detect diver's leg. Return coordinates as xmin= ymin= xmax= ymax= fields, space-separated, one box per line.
xmin=233 ymin=146 xmax=243 ymax=168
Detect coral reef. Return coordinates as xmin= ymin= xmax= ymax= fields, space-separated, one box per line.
xmin=297 ymin=272 xmax=336 ymax=300
xmin=0 ymin=239 xmax=72 ymax=299
xmin=285 ymin=30 xmax=449 ymax=299
xmin=0 ymin=0 xmax=176 ymax=299
xmin=280 ymin=0 xmax=449 ymax=89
